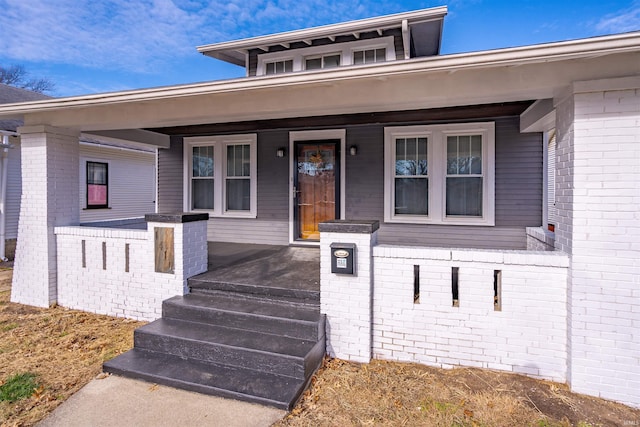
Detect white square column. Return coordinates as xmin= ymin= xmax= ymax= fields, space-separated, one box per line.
xmin=11 ymin=125 xmax=80 ymax=307
xmin=319 ymin=220 xmax=379 ymax=363
xmin=556 ymin=77 xmax=640 ymax=408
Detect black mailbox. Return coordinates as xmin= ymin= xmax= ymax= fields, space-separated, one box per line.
xmin=330 ymin=243 xmax=356 ymax=275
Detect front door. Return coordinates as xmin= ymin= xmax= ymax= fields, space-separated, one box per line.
xmin=294 ymin=140 xmax=340 ymax=241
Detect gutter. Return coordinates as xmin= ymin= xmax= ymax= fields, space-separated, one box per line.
xmin=0 ymin=31 xmax=638 ymax=117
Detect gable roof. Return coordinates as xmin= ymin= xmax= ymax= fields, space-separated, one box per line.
xmin=0 ymin=83 xmax=51 ymax=132
xmin=197 ymin=6 xmax=447 ymax=67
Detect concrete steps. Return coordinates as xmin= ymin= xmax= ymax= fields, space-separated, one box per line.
xmin=104 ymin=280 xmax=325 ymax=410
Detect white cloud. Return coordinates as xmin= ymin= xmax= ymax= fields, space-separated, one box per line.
xmin=0 ymin=0 xmax=396 ymax=75
xmin=596 ymin=2 xmax=640 ymax=33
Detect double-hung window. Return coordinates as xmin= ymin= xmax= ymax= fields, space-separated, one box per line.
xmin=353 ymin=48 xmax=386 ymax=64
xmin=384 ymin=123 xmax=495 ymax=225
xmin=184 ymin=134 xmax=257 ymax=218
xmin=86 ymin=161 xmax=108 ymax=209
xmin=305 ymin=53 xmax=341 ymax=70
xmin=265 ymin=59 xmax=293 ymax=75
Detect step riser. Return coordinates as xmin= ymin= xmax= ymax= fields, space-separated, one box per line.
xmin=162 ymin=302 xmax=324 ymax=341
xmin=189 ymin=279 xmax=320 ymax=301
xmin=103 ymin=349 xmax=307 ymax=410
xmin=104 ymin=363 xmax=292 ymax=410
xmin=189 ymin=289 xmax=320 ymax=309
xmin=135 ymin=331 xmax=311 ymax=379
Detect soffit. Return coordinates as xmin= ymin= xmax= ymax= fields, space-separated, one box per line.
xmin=197 ymin=6 xmax=448 ymax=66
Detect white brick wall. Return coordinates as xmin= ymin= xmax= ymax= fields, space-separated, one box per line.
xmin=526 ymin=227 xmax=555 ymax=251
xmin=11 ymin=126 xmax=80 ymax=307
xmin=320 ymin=230 xmax=377 ymax=363
xmin=372 ymin=246 xmax=569 ymax=381
xmin=55 ymin=220 xmax=208 ymax=321
xmin=560 ymin=79 xmax=640 ymax=407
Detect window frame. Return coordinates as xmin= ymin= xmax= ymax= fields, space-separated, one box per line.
xmin=384 ymin=122 xmax=495 ymax=226
xmin=352 ymin=47 xmax=387 ymax=65
xmin=85 ymin=160 xmax=109 ymax=209
xmin=256 ymin=36 xmax=395 ymax=76
xmin=304 ymin=52 xmax=341 ymax=70
xmin=265 ymin=58 xmax=294 ymax=75
xmin=183 ymin=134 xmax=257 ymax=218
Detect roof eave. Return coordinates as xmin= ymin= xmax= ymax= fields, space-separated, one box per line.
xmin=196 ymin=6 xmax=448 ymax=58
xmin=0 ymin=31 xmax=638 ymax=118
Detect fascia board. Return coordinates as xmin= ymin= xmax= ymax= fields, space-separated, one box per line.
xmin=0 ymin=31 xmax=638 ymax=118
xmin=196 ymin=6 xmax=448 ymax=54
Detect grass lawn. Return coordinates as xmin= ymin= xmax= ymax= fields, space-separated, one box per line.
xmin=0 ymin=271 xmax=144 ymax=426
xmin=1 ymin=268 xmax=639 ymax=426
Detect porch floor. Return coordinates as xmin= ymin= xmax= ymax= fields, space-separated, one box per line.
xmin=201 ymin=242 xmax=320 ymax=293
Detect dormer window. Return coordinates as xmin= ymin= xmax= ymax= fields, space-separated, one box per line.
xmin=266 ymin=59 xmax=293 ymax=75
xmin=305 ymin=53 xmax=341 ymax=70
xmin=353 ymin=48 xmax=386 ymax=65
xmin=255 ymin=37 xmax=396 ymax=76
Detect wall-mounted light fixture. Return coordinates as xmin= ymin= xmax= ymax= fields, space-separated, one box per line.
xmin=276 ymin=147 xmax=286 ymax=158
xmin=349 ymin=145 xmax=358 ymax=156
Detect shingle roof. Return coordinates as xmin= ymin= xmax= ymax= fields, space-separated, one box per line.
xmin=0 ymin=83 xmax=51 ymax=131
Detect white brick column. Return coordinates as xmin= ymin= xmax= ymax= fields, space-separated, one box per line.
xmin=145 ymin=213 xmax=209 ymax=296
xmin=319 ymin=220 xmax=379 ymax=363
xmin=557 ymin=77 xmax=640 ymax=407
xmin=11 ymin=125 xmax=80 ymax=307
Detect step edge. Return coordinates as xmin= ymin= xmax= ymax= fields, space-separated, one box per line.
xmin=164 ymin=300 xmax=323 ymax=325
xmin=135 ymin=322 xmax=315 ymax=361
xmin=103 ymin=366 xmax=294 ymax=410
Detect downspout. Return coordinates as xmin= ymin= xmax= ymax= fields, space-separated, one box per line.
xmin=0 ymin=134 xmax=12 ymax=262
xmin=401 ymin=19 xmax=411 ymax=60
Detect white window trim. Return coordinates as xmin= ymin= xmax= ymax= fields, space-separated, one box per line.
xmin=384 ymin=122 xmax=495 ymax=226
xmin=256 ymin=36 xmax=395 ymax=76
xmin=183 ymin=134 xmax=257 ymax=218
xmin=289 ymin=129 xmax=346 ymax=246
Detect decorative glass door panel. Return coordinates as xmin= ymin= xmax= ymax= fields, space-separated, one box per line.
xmin=294 ymin=140 xmax=339 ymax=241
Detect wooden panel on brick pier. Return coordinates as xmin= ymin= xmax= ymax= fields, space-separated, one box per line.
xmin=154 ymin=227 xmax=174 ymax=273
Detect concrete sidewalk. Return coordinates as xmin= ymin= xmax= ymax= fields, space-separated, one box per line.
xmin=37 ymin=375 xmax=286 ymax=427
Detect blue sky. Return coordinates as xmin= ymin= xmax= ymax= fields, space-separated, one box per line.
xmin=1 ymin=0 xmax=638 ymax=97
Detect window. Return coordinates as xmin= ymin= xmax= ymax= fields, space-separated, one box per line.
xmin=394 ymin=137 xmax=428 ymax=215
xmin=265 ymin=59 xmax=293 ymax=75
xmin=446 ymin=135 xmax=483 ymax=217
xmin=256 ymin=36 xmax=395 ymax=76
xmin=86 ymin=161 xmax=108 ymax=208
xmin=305 ymin=53 xmax=341 ymax=70
xmin=353 ymin=48 xmax=386 ymax=64
xmin=191 ymin=146 xmax=214 ymax=209
xmin=226 ymin=144 xmax=251 ymax=211
xmin=184 ymin=134 xmax=257 ymax=218
xmin=384 ymin=123 xmax=495 ymax=225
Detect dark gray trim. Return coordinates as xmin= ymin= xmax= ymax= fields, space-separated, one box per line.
xmin=319 ymin=220 xmax=380 ymax=234
xmin=145 ymin=213 xmax=209 ymax=223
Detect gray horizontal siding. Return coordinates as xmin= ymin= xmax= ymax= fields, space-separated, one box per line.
xmin=157 ymin=136 xmax=184 ymax=212
xmin=207 ymin=218 xmax=289 ymax=245
xmin=376 ymin=225 xmax=526 ymax=250
xmin=343 ymin=117 xmax=542 ymax=250
xmin=157 ymin=115 xmax=542 ymax=250
xmin=494 ymin=118 xmax=543 ymax=226
xmin=5 ymin=138 xmax=22 ymax=239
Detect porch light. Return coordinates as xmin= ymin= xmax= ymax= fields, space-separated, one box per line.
xmin=349 ymin=145 xmax=358 ymax=156
xmin=276 ymin=147 xmax=286 ymax=158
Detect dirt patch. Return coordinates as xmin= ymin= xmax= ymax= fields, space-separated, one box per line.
xmin=276 ymin=358 xmax=640 ymax=427
xmin=0 ymin=277 xmax=144 ymax=426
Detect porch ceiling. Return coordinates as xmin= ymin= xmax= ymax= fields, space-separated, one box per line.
xmin=0 ymin=32 xmax=637 ymax=133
